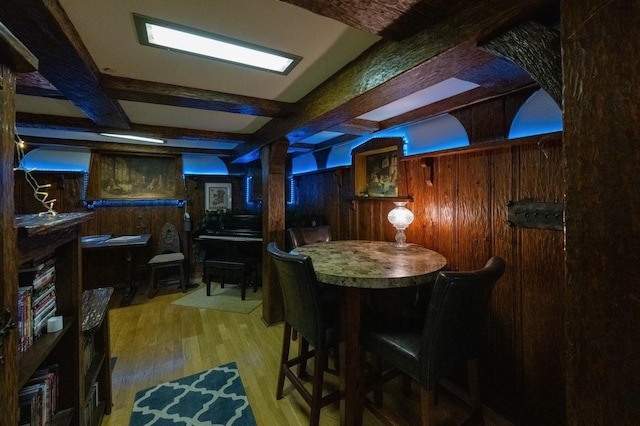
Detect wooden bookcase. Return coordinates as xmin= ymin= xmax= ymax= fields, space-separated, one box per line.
xmin=14 ymin=213 xmax=94 ymax=425
xmin=82 ymin=287 xmax=113 ymax=425
xmin=0 ymin=30 xmax=111 ymax=426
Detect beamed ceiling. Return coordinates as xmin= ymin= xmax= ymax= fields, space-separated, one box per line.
xmin=0 ymin=0 xmax=560 ymax=165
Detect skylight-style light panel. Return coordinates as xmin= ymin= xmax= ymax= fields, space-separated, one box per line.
xmin=133 ymin=14 xmax=301 ymax=75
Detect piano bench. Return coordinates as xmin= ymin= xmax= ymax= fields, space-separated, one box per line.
xmin=203 ymin=257 xmax=258 ymax=300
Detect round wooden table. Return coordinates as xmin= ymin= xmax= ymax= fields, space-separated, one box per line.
xmin=292 ymin=240 xmax=447 ymax=425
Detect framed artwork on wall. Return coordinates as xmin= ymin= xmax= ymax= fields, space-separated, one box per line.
xmin=352 ymin=137 xmax=406 ymax=198
xmin=205 ymin=183 xmax=232 ymax=211
xmin=90 ymin=153 xmax=183 ymax=200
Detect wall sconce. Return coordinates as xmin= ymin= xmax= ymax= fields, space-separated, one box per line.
xmin=387 ymin=201 xmax=414 ymax=248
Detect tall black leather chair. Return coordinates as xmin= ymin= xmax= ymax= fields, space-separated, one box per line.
xmin=360 ymin=257 xmax=506 ymax=426
xmin=286 ymin=225 xmax=336 ymax=361
xmin=267 ymin=242 xmax=340 ymax=426
xmin=287 ymin=225 xmax=332 ymax=249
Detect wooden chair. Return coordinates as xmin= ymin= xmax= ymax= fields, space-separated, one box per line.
xmin=147 ymin=223 xmax=186 ymax=298
xmin=359 ymin=257 xmax=506 ymax=425
xmin=267 ymin=242 xmax=340 ymax=426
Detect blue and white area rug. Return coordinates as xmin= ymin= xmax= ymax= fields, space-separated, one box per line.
xmin=129 ymin=362 xmax=257 ymax=426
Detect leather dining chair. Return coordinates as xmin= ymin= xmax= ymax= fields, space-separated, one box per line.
xmin=287 ymin=225 xmax=332 ymax=249
xmin=286 ymin=225 xmax=337 ymax=370
xmin=147 ymin=222 xmax=186 ymax=298
xmin=359 ymin=256 xmax=506 ymax=426
xmin=267 ymin=242 xmax=340 ymax=426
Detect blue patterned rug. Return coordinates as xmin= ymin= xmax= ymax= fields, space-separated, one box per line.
xmin=129 ymin=362 xmax=257 ymax=425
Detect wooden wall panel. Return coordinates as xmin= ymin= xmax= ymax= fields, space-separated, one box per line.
xmin=486 ymin=146 xmax=520 ymax=419
xmin=456 ymin=151 xmax=492 ymax=270
xmin=433 ymin=155 xmax=458 ymax=266
xmin=294 ymin=136 xmax=565 ymax=423
xmin=517 ymin=142 xmax=564 ymax=424
xmin=470 ymin=98 xmax=507 ymax=143
xmin=404 ymin=158 xmax=438 ymax=248
xmin=14 ymin=171 xmax=254 ymax=286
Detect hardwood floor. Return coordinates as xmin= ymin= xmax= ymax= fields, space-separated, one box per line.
xmin=102 ymin=284 xmax=513 ymax=425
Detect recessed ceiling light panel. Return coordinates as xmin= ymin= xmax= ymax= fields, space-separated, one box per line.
xmin=100 ymin=133 xmax=165 ymax=144
xmin=133 ymin=14 xmax=301 ymax=75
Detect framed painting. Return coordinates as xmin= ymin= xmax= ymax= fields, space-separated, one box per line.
xmin=205 ymin=183 xmax=232 ymax=211
xmin=96 ymin=153 xmax=182 ymax=200
xmin=352 ymin=137 xmax=405 ymax=198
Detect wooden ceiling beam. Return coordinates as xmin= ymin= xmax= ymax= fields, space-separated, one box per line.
xmin=281 ymin=0 xmax=445 ymax=40
xmin=16 ymin=112 xmax=251 ymax=144
xmin=328 ymin=118 xmax=379 ymax=136
xmin=21 ymin=135 xmax=231 ymax=156
xmin=101 ymin=74 xmax=295 ymax=119
xmin=0 ymin=22 xmax=37 ymax=73
xmin=233 ymin=0 xmax=557 ymax=163
xmin=0 ymin=0 xmax=131 ymax=129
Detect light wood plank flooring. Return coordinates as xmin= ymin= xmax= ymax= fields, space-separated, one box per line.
xmin=102 ymin=284 xmax=512 ymax=425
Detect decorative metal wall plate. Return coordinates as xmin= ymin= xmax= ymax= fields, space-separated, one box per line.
xmin=507 ymin=201 xmax=564 ymax=231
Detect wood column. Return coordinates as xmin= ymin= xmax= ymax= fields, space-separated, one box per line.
xmin=0 ymin=61 xmax=19 ymax=426
xmin=260 ymin=138 xmax=289 ymax=324
xmin=563 ymin=1 xmax=640 ymax=424
xmin=0 ymin=26 xmax=37 ymax=426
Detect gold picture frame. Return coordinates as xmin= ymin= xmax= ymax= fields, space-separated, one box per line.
xmin=352 ymin=137 xmax=405 ymax=198
xmin=87 ymin=152 xmax=183 ymax=200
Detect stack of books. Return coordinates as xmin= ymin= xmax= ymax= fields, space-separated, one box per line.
xmin=18 ymin=365 xmax=59 ymax=426
xmin=18 ymin=257 xmax=58 ymax=355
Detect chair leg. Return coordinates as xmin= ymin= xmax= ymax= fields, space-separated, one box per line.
xmin=466 ymin=358 xmax=484 ymax=425
xmin=240 ymin=271 xmax=246 ymax=300
xmin=372 ymin=356 xmax=384 ymax=406
xmin=402 ymin=373 xmax=412 ymax=396
xmin=309 ymin=348 xmax=328 ymax=426
xmin=178 ymin=264 xmax=186 ymax=292
xmin=420 ymin=387 xmax=436 ymax=426
xmin=297 ymin=337 xmax=310 ymax=377
xmin=147 ymin=267 xmax=156 ymax=298
xmin=277 ymin=324 xmax=292 ymax=400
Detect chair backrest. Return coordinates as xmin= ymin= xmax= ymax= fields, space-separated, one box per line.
xmin=157 ymin=222 xmax=181 ymax=254
xmin=420 ymin=256 xmax=505 ymax=389
xmin=267 ymin=242 xmax=327 ymax=349
xmin=287 ymin=225 xmax=332 ymax=248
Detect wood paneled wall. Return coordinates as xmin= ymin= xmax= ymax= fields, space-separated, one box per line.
xmin=294 ymin=110 xmax=565 ymax=424
xmin=14 ymin=172 xmax=255 ymax=287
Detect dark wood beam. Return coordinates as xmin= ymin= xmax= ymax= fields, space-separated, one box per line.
xmin=480 ymin=20 xmax=561 ymax=105
xmin=16 ymin=112 xmax=251 ymax=144
xmin=0 ymin=22 xmax=37 ymax=73
xmin=101 ymin=74 xmax=295 ymax=118
xmin=0 ymin=0 xmax=131 ymax=128
xmin=328 ymin=118 xmax=379 ymax=136
xmin=282 ymin=0 xmax=458 ymax=41
xmin=21 ymin=135 xmax=230 ymax=156
xmin=380 ymin=61 xmax=537 ymax=130
xmin=233 ymin=0 xmax=557 ymax=163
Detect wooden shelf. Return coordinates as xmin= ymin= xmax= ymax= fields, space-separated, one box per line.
xmin=18 ymin=317 xmax=73 ymax=389
xmin=352 ymin=196 xmax=413 ymax=202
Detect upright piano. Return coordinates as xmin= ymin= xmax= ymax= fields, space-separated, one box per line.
xmin=193 ymin=214 xmax=263 ymax=285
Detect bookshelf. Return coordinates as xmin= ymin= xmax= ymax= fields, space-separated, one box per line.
xmin=82 ymin=287 xmax=113 ymax=425
xmin=12 ymin=212 xmax=93 ymax=426
xmin=1 ymin=32 xmax=109 ymax=426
